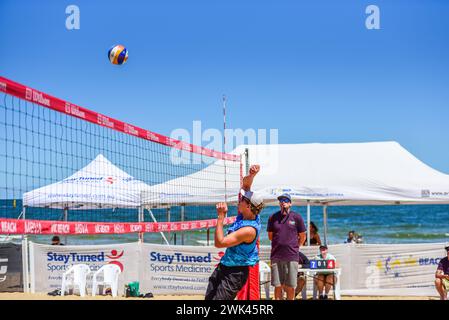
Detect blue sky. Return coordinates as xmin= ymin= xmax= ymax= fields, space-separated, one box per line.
xmin=1 ymin=0 xmax=449 ymax=173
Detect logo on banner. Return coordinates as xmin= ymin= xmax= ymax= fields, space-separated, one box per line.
xmin=25 ymin=88 xmax=32 ymax=100
xmin=148 ymin=251 xmax=213 ymax=273
xmin=65 ymin=102 xmax=86 ymax=118
xmin=46 ymin=248 xmax=125 ymax=272
xmin=369 ymin=255 xmax=420 ymax=278
xmin=213 ymin=251 xmax=225 ymax=267
xmin=0 ymin=258 xmax=8 ymax=283
xmin=421 ymin=190 xmax=430 ymax=198
xmin=0 ymin=221 xmax=17 ymax=233
xmin=106 ymin=249 xmax=124 ymax=271
xmin=25 ymin=88 xmax=51 ymax=106
xmin=147 ymin=131 xmax=160 ymax=142
xmin=124 ymin=124 xmax=139 ymax=136
xmin=105 ymin=176 xmax=116 ymax=184
xmin=97 ymin=114 xmax=114 ymax=128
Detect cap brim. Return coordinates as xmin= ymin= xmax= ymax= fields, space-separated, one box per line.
xmin=240 ymin=189 xmax=253 ymax=201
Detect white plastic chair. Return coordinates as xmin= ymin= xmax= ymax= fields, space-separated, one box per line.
xmin=61 ymin=264 xmax=91 ymax=297
xmin=259 ymin=261 xmax=271 ymax=300
xmin=92 ymin=264 xmax=121 ymax=297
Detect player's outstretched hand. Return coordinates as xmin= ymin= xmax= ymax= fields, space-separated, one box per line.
xmin=216 ymin=202 xmax=228 ymax=220
xmin=249 ymin=164 xmax=260 ymax=176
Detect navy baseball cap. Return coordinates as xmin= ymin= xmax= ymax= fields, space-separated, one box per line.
xmin=445 ymin=244 xmax=449 ymax=251
xmin=319 ymin=244 xmax=328 ymax=250
xmin=277 ymin=193 xmax=291 ymax=202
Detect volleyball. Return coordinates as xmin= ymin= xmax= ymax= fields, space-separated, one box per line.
xmin=108 ymin=45 xmax=128 ymax=65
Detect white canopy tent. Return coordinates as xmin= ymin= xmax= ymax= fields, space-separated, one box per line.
xmin=23 ymin=154 xmax=150 ymax=210
xmin=234 ymin=141 xmax=449 ymax=206
xmin=141 ymin=141 xmax=449 ymax=245
xmin=22 ymin=154 xmax=186 ymax=245
xmin=234 ymin=141 xmax=449 ymax=244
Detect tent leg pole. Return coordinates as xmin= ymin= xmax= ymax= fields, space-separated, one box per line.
xmin=323 ymin=204 xmax=328 ymax=245
xmin=181 ymin=205 xmax=185 ymax=246
xmin=63 ymin=208 xmax=68 ymax=245
xmin=166 ymin=207 xmax=171 ymax=245
xmin=138 ymin=206 xmax=144 ymax=243
xmin=307 ymin=201 xmax=311 ymax=246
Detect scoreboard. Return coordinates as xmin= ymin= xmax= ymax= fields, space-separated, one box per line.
xmin=309 ymin=259 xmax=335 ymax=269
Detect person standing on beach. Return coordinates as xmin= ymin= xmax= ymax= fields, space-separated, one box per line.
xmin=344 ymin=231 xmax=356 ymax=244
xmin=435 ymin=244 xmax=449 ymax=300
xmin=303 ymin=221 xmax=321 ymax=246
xmin=205 ymin=165 xmax=264 ymax=300
xmin=267 ymin=193 xmax=306 ymax=300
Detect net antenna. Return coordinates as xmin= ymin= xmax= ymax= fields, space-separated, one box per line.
xmin=222 ymin=95 xmax=228 ymax=203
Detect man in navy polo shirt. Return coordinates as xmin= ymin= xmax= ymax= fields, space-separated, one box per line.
xmin=267 ymin=193 xmax=306 ymax=300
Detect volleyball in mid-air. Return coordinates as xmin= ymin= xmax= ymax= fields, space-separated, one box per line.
xmin=108 ymin=45 xmax=128 ymax=65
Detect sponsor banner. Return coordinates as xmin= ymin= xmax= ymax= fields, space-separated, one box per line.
xmin=0 ymin=76 xmax=239 ymax=162
xmin=261 ymin=243 xmax=445 ymax=296
xmin=140 ymin=243 xmax=225 ymax=295
xmin=30 ymin=242 xmax=139 ymax=293
xmin=29 ymin=242 xmax=447 ymax=296
xmin=0 ymin=216 xmax=236 ymax=235
xmin=350 ymin=243 xmax=445 ymax=295
xmin=0 ymin=242 xmax=23 ymax=292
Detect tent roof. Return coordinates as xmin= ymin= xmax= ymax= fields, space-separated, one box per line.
xmin=143 ymin=141 xmax=449 ymax=207
xmin=234 ymin=141 xmax=449 ymax=206
xmin=23 ymin=154 xmax=150 ymax=209
xmin=142 ymin=160 xmax=240 ymax=207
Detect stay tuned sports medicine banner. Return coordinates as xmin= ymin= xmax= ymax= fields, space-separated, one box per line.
xmin=29 ymin=242 xmax=447 ymax=296
xmin=30 ymin=242 xmax=140 ymax=293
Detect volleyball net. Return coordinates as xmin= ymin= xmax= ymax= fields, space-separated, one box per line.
xmin=0 ymin=76 xmax=242 ymax=242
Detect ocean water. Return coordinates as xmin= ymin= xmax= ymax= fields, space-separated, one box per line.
xmin=1 ymin=200 xmax=449 ymax=245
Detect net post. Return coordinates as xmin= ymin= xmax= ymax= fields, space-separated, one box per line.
xmin=21 ymin=206 xmax=29 ymax=293
xmin=244 ymin=148 xmax=249 ymax=175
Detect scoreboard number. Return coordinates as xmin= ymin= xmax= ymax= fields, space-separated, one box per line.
xmin=309 ymin=259 xmax=336 ymax=269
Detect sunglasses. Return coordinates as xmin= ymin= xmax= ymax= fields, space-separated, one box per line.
xmin=279 ymin=198 xmax=291 ymax=203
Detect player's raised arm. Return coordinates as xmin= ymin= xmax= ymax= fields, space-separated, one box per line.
xmin=242 ymin=164 xmax=260 ymax=191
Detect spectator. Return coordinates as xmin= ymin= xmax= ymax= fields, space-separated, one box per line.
xmin=345 ymin=231 xmax=356 ymax=244
xmin=267 ymin=193 xmax=306 ymax=300
xmin=303 ymin=221 xmax=321 ymax=246
xmin=314 ymin=245 xmax=338 ymax=300
xmin=51 ymin=236 xmax=64 ymax=245
xmin=435 ymin=244 xmax=449 ymax=300
xmin=295 ymin=251 xmax=310 ymax=298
